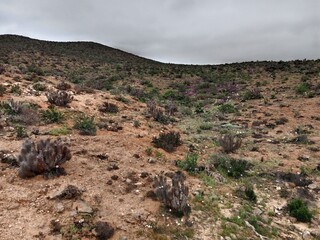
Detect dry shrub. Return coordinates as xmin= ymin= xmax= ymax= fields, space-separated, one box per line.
xmin=147 ymin=100 xmax=170 ymax=124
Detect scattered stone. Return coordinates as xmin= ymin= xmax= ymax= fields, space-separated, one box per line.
xmin=54 ymin=203 xmax=65 ymax=213
xmin=302 ymin=230 xmax=312 ymax=240
xmin=111 ymin=175 xmax=119 ymax=180
xmin=50 ymin=219 xmax=62 ymax=235
xmin=107 ymin=162 xmax=119 ymax=171
xmin=49 ymin=185 xmax=82 ymax=200
xmin=96 ymin=153 xmax=109 ymax=160
xmin=230 ymin=234 xmax=237 ymax=240
xmin=73 ymin=200 xmax=93 ymax=214
xmin=133 ymin=153 xmax=140 ymax=159
xmin=311 ymin=230 xmax=320 ymax=238
xmin=298 ymin=155 xmax=310 ymax=161
xmin=308 ymin=183 xmax=318 ymax=190
xmin=140 ymin=172 xmax=149 ymax=178
xmin=0 ymin=151 xmax=18 ymax=167
xmin=119 ymin=237 xmax=128 ymax=240
xmin=126 ymin=178 xmax=132 ymax=184
xmin=106 ymin=180 xmax=113 ymax=185
xmin=148 ymin=158 xmax=156 ymax=164
xmin=94 ymin=221 xmax=115 ymax=239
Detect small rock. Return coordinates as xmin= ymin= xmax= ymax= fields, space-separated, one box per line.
xmin=6 ymin=176 xmax=15 ymax=184
xmin=302 ymin=230 xmax=312 ymax=240
xmin=70 ymin=210 xmax=77 ymax=217
xmin=140 ymin=172 xmax=149 ymax=178
xmin=230 ymin=234 xmax=237 ymax=240
xmin=148 ymin=158 xmax=156 ymax=164
xmin=55 ymin=203 xmax=65 ymax=213
xmin=126 ymin=178 xmax=132 ymax=184
xmin=311 ymin=230 xmax=320 ymax=237
xmin=49 ymin=185 xmax=82 ymax=200
xmin=111 ymin=175 xmax=119 ymax=180
xmin=107 ymin=180 xmax=113 ymax=185
xmin=7 ymin=203 xmax=20 ymax=210
xmin=107 ymin=163 xmax=119 ymax=171
xmin=308 ymin=183 xmax=318 ymax=190
xmin=73 ymin=200 xmax=93 ymax=214
xmin=133 ymin=153 xmax=140 ymax=159
xmin=298 ymin=155 xmax=310 ymax=161
xmin=96 ymin=153 xmax=109 ymax=160
xmin=94 ymin=221 xmax=114 ymax=239
xmin=119 ymin=237 xmax=128 ymax=240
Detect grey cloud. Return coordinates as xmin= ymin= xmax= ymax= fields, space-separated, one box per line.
xmin=0 ymin=0 xmax=319 ymax=64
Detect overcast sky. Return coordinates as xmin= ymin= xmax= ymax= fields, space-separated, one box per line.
xmin=0 ymin=0 xmax=319 ymax=64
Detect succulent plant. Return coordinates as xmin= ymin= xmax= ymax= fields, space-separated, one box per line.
xmin=18 ymin=138 xmax=71 ymax=178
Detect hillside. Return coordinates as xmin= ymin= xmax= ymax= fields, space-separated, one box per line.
xmin=0 ymin=35 xmax=320 ymax=240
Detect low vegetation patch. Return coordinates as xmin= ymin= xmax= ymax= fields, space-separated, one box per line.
xmin=49 ymin=125 xmax=72 ymax=136
xmin=98 ymin=102 xmax=119 ymax=113
xmin=41 ymin=106 xmax=64 ymax=123
xmin=242 ymin=88 xmax=263 ymax=100
xmin=152 ymin=131 xmax=182 ymax=152
xmin=218 ymin=103 xmax=237 ymax=113
xmin=287 ymin=198 xmax=313 ymax=222
xmin=208 ymin=154 xmax=252 ymax=178
xmin=0 ymin=84 xmax=6 ymax=96
xmin=177 ymin=153 xmax=199 ymax=173
xmin=73 ymin=114 xmax=97 ymax=136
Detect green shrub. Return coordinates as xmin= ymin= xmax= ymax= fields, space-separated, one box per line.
xmin=152 ymin=131 xmax=182 ymax=152
xmin=73 ymin=114 xmax=97 ymax=136
xmin=209 ymin=154 xmax=252 ymax=178
xmin=33 ymin=82 xmax=47 ymax=91
xmin=194 ymin=105 xmax=204 ymax=114
xmin=133 ymin=120 xmax=141 ymax=128
xmin=15 ymin=125 xmax=28 ymax=138
xmin=242 ymin=88 xmax=262 ymax=101
xmin=0 ymin=84 xmax=6 ymax=96
xmin=296 ymin=82 xmax=310 ymax=95
xmin=177 ymin=153 xmax=198 ymax=173
xmin=245 ymin=185 xmax=257 ymax=202
xmin=41 ymin=106 xmax=64 ymax=123
xmin=287 ymin=198 xmax=312 ymax=222
xmin=218 ymin=103 xmax=237 ymax=113
xmin=145 ymin=147 xmax=153 ymax=156
xmin=10 ymin=85 xmax=22 ymax=95
xmin=199 ymin=123 xmax=213 ymax=131
xmin=49 ymin=125 xmax=72 ymax=136
xmin=27 ymin=64 xmax=44 ymax=76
